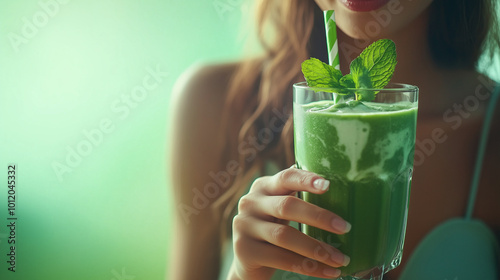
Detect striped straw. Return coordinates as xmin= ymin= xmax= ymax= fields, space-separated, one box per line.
xmin=324 ymin=10 xmax=340 ymax=70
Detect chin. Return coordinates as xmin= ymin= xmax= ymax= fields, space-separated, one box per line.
xmin=317 ymin=0 xmax=433 ymax=41
xmin=336 ymin=11 xmax=394 ymax=41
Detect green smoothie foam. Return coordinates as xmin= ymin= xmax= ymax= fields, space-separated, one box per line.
xmin=294 ymin=100 xmax=418 ymax=276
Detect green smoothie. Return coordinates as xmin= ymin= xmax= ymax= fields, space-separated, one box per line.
xmin=294 ymin=99 xmax=418 ymax=277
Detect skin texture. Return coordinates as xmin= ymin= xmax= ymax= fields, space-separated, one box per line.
xmin=314 ymin=0 xmax=433 ymax=39
xmin=169 ymin=1 xmax=500 ymax=280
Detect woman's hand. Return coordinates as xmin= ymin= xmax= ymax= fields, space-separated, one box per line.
xmin=228 ymin=167 xmax=351 ymax=280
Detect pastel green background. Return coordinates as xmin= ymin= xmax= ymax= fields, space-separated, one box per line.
xmin=0 ymin=0 xmax=247 ymax=279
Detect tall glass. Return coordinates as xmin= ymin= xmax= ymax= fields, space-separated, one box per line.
xmin=293 ymin=82 xmax=418 ymax=280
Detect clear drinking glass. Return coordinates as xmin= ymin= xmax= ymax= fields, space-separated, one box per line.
xmin=293 ymin=82 xmax=418 ymax=280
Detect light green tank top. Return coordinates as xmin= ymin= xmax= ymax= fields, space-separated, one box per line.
xmin=397 ymin=84 xmax=500 ymax=280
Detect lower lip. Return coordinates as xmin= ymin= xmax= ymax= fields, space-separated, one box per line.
xmin=340 ymin=0 xmax=391 ymax=12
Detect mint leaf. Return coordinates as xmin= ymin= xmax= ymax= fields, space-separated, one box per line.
xmin=301 ymin=58 xmax=343 ymax=88
xmin=350 ymin=39 xmax=396 ymax=90
xmin=339 ymin=74 xmax=355 ymax=88
xmin=350 ymin=57 xmax=372 ymax=89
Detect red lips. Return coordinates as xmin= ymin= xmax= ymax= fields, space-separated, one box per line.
xmin=340 ymin=0 xmax=391 ymax=12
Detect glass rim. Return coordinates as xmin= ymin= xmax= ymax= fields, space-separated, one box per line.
xmin=293 ymin=81 xmax=418 ymax=92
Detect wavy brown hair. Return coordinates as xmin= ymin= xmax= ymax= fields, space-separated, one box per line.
xmin=214 ymin=0 xmax=324 ymax=229
xmin=429 ymin=0 xmax=499 ymax=69
xmin=214 ymin=0 xmax=500 ymax=239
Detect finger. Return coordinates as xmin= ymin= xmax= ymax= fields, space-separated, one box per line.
xmin=238 ymin=238 xmax=343 ymax=279
xmin=251 ymin=168 xmax=331 ymax=196
xmin=255 ymin=195 xmax=351 ymax=234
xmin=244 ymin=216 xmax=350 ymax=268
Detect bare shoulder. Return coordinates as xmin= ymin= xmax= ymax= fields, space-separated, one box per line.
xmin=170 ymin=61 xmax=241 ymax=159
xmin=169 ymin=61 xmax=242 ymax=223
xmin=173 ymin=61 xmax=240 ymax=96
xmin=171 ymin=61 xmax=241 ymax=117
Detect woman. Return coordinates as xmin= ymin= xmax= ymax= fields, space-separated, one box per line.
xmin=169 ymin=0 xmax=500 ymax=279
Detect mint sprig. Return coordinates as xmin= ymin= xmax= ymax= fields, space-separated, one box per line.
xmin=301 ymin=57 xmax=343 ymax=88
xmin=301 ymin=39 xmax=397 ymax=101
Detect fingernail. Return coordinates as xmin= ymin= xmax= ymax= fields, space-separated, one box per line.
xmin=323 ymin=268 xmax=341 ymax=277
xmin=313 ymin=178 xmax=330 ymax=191
xmin=331 ymin=218 xmax=351 ymax=233
xmin=331 ymin=251 xmax=350 ymax=267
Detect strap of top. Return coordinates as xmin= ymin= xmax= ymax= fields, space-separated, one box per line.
xmin=465 ymin=82 xmax=500 ymax=220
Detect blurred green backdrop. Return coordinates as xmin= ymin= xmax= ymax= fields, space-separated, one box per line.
xmin=0 ymin=0 xmax=248 ymax=279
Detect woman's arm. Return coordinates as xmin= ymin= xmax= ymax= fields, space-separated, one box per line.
xmin=167 ymin=63 xmax=237 ymax=280
xmin=168 ymin=63 xmax=352 ymax=280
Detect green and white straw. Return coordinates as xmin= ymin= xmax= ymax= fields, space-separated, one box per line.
xmin=324 ymin=10 xmax=340 ymax=70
